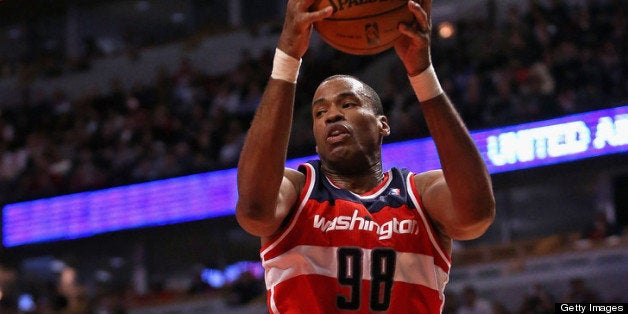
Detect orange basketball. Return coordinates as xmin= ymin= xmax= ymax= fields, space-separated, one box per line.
xmin=312 ymin=0 xmax=413 ymax=55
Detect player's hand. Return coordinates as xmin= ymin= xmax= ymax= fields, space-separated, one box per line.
xmin=278 ymin=0 xmax=333 ymax=60
xmin=394 ymin=0 xmax=432 ymax=76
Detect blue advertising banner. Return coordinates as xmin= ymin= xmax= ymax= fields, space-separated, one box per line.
xmin=3 ymin=105 xmax=627 ymax=247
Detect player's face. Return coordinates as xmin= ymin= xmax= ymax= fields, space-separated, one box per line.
xmin=311 ymin=77 xmax=389 ymax=167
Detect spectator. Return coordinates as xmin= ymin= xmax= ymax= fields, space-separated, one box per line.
xmin=225 ymin=271 xmax=264 ymax=306
xmin=562 ymin=277 xmax=600 ymax=303
xmin=457 ymin=285 xmax=493 ymax=314
xmin=443 ymin=290 xmax=459 ymax=314
xmin=518 ymin=283 xmax=555 ymax=314
xmin=582 ymin=211 xmax=621 ymax=241
xmin=218 ymin=119 xmax=245 ymax=168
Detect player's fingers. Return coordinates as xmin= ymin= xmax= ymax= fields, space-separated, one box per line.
xmin=422 ymin=0 xmax=432 ymax=20
xmin=408 ymin=1 xmax=430 ymax=33
xmin=305 ymin=6 xmax=333 ymax=23
xmin=398 ymin=22 xmax=428 ymax=41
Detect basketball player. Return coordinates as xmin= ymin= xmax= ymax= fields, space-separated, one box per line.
xmin=236 ymin=0 xmax=495 ymax=312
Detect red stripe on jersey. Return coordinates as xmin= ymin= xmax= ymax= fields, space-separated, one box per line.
xmin=261 ymin=163 xmax=316 ymax=254
xmin=269 ymin=274 xmax=443 ymax=313
xmin=407 ymin=173 xmax=451 ymax=270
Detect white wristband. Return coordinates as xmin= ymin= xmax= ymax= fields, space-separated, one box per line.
xmin=409 ymin=64 xmax=444 ymax=102
xmin=271 ymin=48 xmax=302 ymax=83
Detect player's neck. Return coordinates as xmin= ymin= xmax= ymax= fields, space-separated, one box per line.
xmin=322 ymin=162 xmax=385 ymax=195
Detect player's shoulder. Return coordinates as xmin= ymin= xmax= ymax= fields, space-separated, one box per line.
xmin=284 ymin=167 xmax=305 ymax=181
xmin=411 ymin=169 xmax=444 ymax=192
xmin=284 ymin=167 xmax=306 ymax=194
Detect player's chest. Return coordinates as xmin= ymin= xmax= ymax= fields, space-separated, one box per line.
xmin=300 ymin=198 xmax=424 ymax=247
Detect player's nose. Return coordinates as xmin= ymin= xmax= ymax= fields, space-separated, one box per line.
xmin=325 ymin=109 xmax=344 ymax=124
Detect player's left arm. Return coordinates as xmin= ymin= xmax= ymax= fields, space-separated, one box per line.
xmin=413 ymin=97 xmax=495 ymax=241
xmin=396 ymin=0 xmax=495 ymax=241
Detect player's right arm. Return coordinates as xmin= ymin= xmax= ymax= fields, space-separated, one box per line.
xmin=235 ymin=0 xmax=331 ymax=239
xmin=234 ymin=75 xmax=300 ymax=239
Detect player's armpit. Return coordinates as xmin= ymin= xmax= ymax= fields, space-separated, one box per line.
xmin=414 ymin=170 xmax=494 ymax=241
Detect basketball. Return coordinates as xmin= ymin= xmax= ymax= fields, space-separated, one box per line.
xmin=312 ymin=0 xmax=414 ymax=55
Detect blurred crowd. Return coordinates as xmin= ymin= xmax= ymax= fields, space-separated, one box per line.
xmin=442 ymin=278 xmax=624 ymax=314
xmin=0 ymin=0 xmax=626 ymax=204
xmin=1 ymin=259 xmax=622 ymax=314
xmin=0 ymin=0 xmax=626 ymax=312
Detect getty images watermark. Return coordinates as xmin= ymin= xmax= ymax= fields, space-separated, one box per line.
xmin=556 ymin=303 xmax=626 ymax=313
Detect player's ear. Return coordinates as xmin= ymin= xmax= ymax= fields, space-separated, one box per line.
xmin=315 ymin=145 xmax=319 ymax=154
xmin=379 ymin=116 xmax=390 ymax=137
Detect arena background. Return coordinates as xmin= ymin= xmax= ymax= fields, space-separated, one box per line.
xmin=0 ymin=0 xmax=626 ymax=313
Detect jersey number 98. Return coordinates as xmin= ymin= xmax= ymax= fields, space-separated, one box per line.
xmin=337 ymin=247 xmax=396 ymax=311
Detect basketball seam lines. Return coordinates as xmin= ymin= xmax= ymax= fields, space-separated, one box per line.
xmin=321 ymin=4 xmax=407 ymax=21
